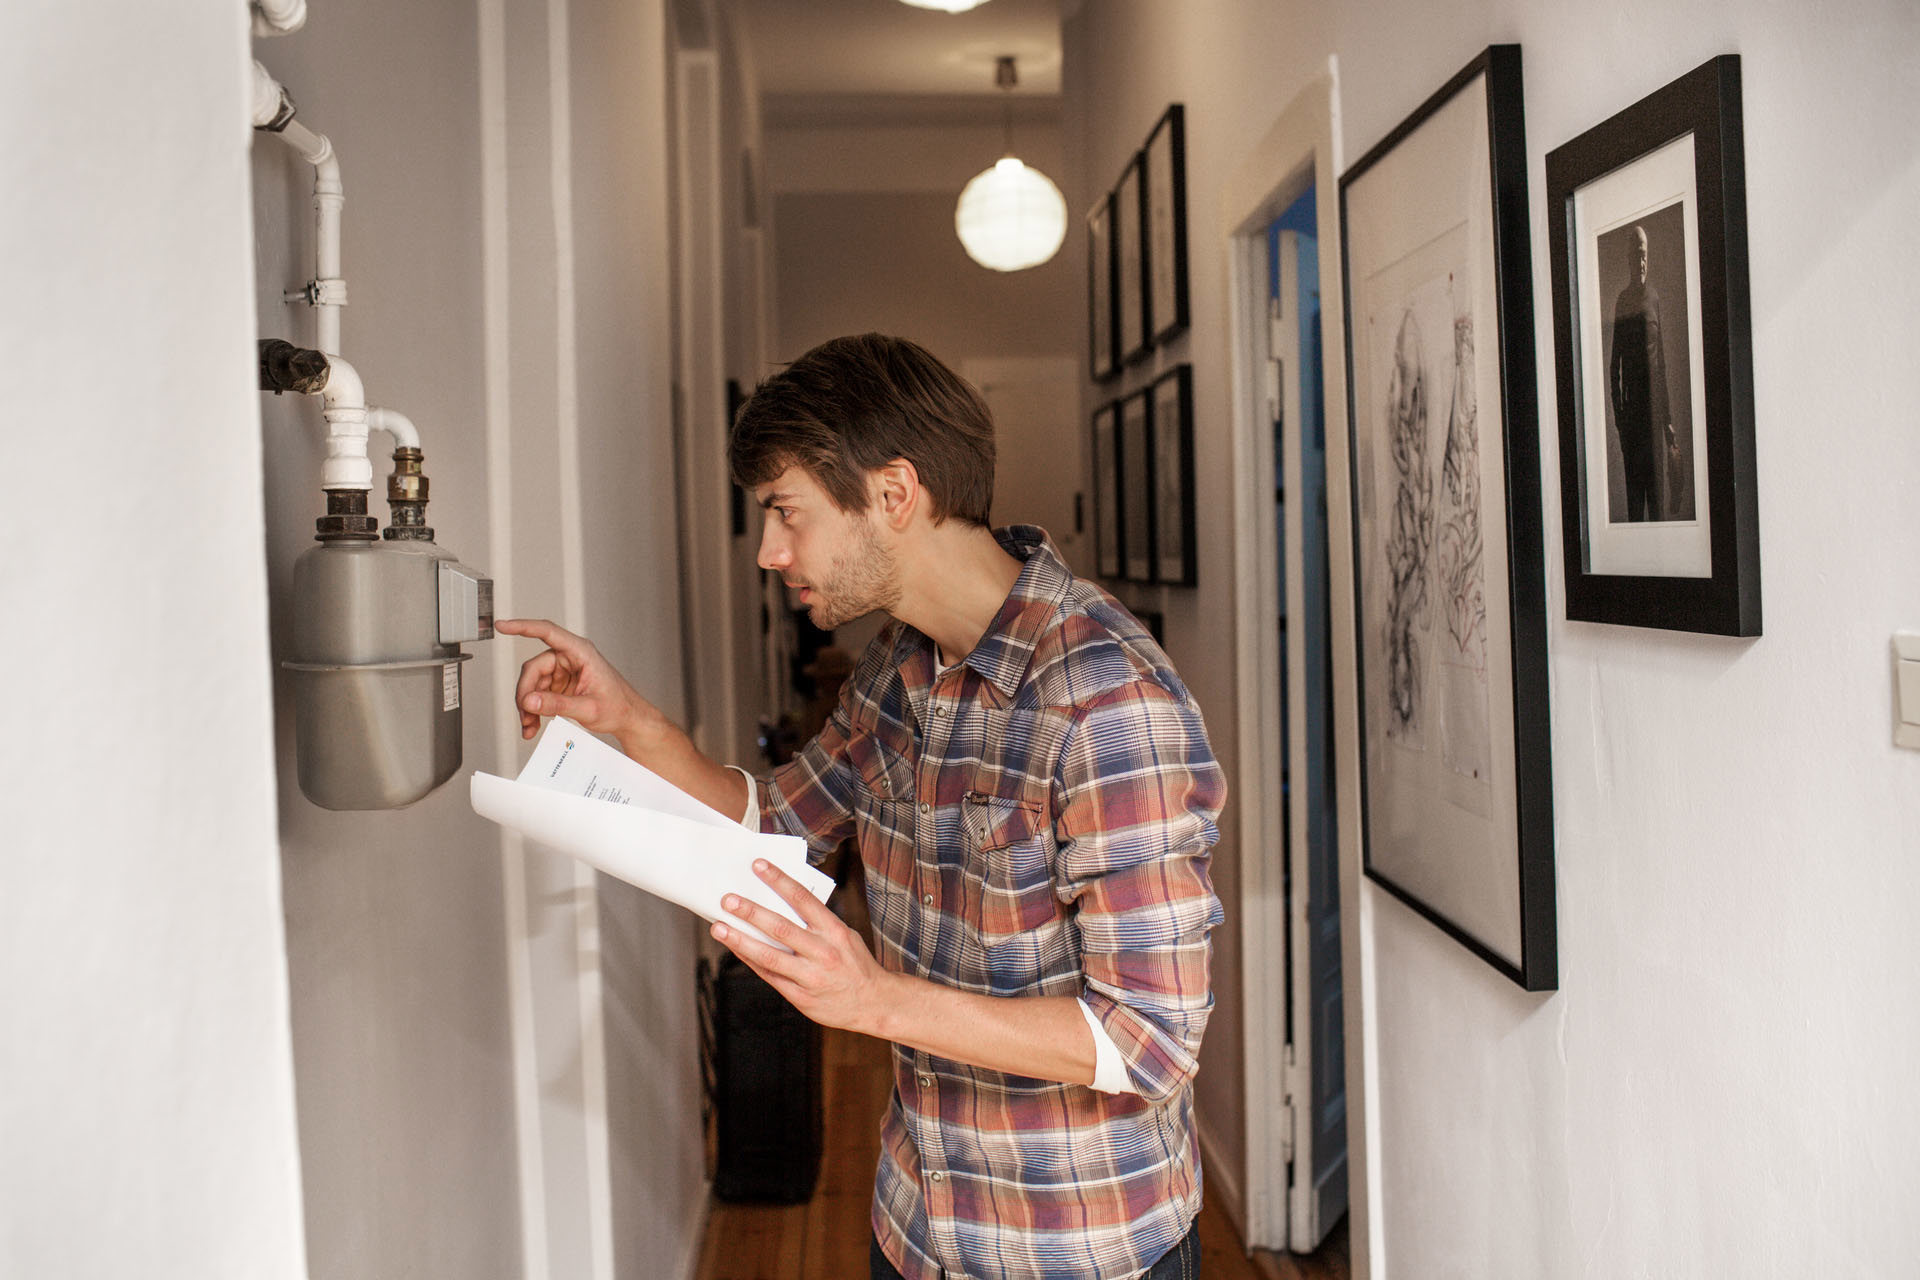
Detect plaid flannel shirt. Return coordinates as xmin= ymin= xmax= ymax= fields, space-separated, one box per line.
xmin=756 ymin=527 xmax=1226 ymax=1280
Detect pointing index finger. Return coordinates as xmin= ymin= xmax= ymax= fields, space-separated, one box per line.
xmin=495 ymin=617 xmax=579 ymax=649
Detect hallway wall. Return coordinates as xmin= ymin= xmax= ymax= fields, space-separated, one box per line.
xmin=253 ymin=0 xmax=702 ymax=1277
xmin=1 ymin=3 xmax=308 ymax=1277
xmin=1065 ymin=0 xmax=1920 ymax=1275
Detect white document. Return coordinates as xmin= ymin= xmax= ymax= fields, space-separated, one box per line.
xmin=469 ymin=717 xmax=833 ymax=950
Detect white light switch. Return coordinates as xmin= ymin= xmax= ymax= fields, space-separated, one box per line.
xmin=1896 ymin=632 xmax=1920 ymax=750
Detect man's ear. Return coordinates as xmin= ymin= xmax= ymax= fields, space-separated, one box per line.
xmin=871 ymin=458 xmax=921 ymax=531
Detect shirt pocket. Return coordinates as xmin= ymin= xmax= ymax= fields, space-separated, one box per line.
xmin=847 ymin=731 xmax=915 ymax=803
xmin=963 ymin=789 xmax=1060 ymax=942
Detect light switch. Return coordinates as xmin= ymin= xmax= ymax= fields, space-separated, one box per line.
xmin=1896 ymin=632 xmax=1920 ymax=750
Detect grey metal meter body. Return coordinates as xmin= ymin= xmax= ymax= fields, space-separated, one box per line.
xmin=283 ymin=538 xmax=494 ymax=809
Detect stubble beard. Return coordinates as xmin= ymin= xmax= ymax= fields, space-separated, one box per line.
xmin=804 ymin=516 xmax=901 ymax=631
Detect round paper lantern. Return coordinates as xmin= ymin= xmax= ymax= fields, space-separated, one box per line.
xmin=954 ymin=156 xmax=1068 ymax=273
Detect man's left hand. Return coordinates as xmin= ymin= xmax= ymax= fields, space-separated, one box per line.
xmin=713 ymin=860 xmax=897 ymax=1038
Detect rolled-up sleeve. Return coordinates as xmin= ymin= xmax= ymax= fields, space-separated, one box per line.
xmin=1054 ymin=680 xmax=1225 ymax=1105
xmin=760 ymin=692 xmax=861 ymax=862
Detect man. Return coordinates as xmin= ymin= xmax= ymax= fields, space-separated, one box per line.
xmin=499 ymin=334 xmax=1224 ymax=1280
xmin=1607 ymin=224 xmax=1675 ymax=522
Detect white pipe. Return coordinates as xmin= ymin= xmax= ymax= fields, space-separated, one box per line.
xmin=250 ymin=0 xmax=307 ymax=37
xmin=367 ymin=407 xmax=421 ymax=450
xmin=250 ymin=60 xmax=291 ymax=129
xmin=252 ymin=63 xmax=346 ymax=356
xmin=317 ymin=357 xmax=372 ymax=492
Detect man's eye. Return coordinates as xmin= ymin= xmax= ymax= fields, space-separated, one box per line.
xmin=779 ymin=508 xmax=796 ymax=523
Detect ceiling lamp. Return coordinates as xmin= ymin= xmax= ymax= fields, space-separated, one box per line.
xmin=898 ymin=0 xmax=992 ymax=11
xmin=954 ymin=55 xmax=1066 ymax=273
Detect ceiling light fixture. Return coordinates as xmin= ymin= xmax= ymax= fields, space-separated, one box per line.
xmin=954 ymin=55 xmax=1066 ymax=273
xmin=898 ymin=0 xmax=992 ymax=12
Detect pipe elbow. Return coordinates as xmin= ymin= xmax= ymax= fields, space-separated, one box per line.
xmin=319 ymin=356 xmax=365 ymax=412
xmin=250 ymin=0 xmax=308 ymax=37
xmin=368 ymin=407 xmax=422 ymax=450
xmin=250 ymin=61 xmax=297 ymax=130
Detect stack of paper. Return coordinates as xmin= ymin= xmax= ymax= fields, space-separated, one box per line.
xmin=469 ymin=717 xmax=833 ymax=950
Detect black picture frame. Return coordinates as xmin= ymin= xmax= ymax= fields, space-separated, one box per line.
xmin=1149 ymin=363 xmax=1197 ymax=586
xmin=1088 ymin=192 xmax=1119 ymax=381
xmin=1119 ymin=388 xmax=1156 ymax=581
xmin=1145 ymin=104 xmax=1190 ymax=347
xmin=1115 ymin=152 xmax=1152 ymax=365
xmin=1546 ymin=55 xmax=1759 ymax=636
xmin=1091 ymin=400 xmax=1123 ymax=579
xmin=1338 ymin=45 xmax=1557 ymax=991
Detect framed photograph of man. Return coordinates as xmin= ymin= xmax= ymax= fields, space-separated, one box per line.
xmin=1149 ymin=364 xmax=1196 ymax=586
xmin=1115 ymin=152 xmax=1151 ymax=364
xmin=1091 ymin=400 xmax=1123 ymax=579
xmin=1339 ymin=44 xmax=1557 ymax=992
xmin=1088 ymin=192 xmax=1119 ymax=382
xmin=1145 ymin=104 xmax=1190 ymax=347
xmin=1546 ymin=54 xmax=1759 ymax=635
xmin=1119 ymin=388 xmax=1156 ymax=582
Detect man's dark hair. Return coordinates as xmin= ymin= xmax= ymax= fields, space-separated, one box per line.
xmin=728 ymin=333 xmax=995 ymax=526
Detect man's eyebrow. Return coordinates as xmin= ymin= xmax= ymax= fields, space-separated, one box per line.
xmin=757 ymin=490 xmax=797 ymax=509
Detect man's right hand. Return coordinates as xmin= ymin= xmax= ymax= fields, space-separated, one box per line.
xmin=495 ymin=618 xmax=664 ymax=748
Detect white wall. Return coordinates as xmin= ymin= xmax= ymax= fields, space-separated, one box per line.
xmin=253 ymin=0 xmax=703 ymax=1277
xmin=252 ymin=5 xmax=522 ymax=1274
xmin=1066 ymin=0 xmax=1920 ymax=1274
xmin=0 ymin=3 xmax=308 ymax=1277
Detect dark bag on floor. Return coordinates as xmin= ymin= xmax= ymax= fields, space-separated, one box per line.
xmin=699 ymin=952 xmax=823 ymax=1204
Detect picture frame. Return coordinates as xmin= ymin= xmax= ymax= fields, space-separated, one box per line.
xmin=1088 ymin=191 xmax=1119 ymax=381
xmin=1149 ymin=363 xmax=1196 ymax=586
xmin=1119 ymin=388 xmax=1155 ymax=582
xmin=1338 ymin=44 xmax=1557 ymax=991
xmin=1091 ymin=400 xmax=1123 ymax=579
xmin=1145 ymin=104 xmax=1190 ymax=347
xmin=1545 ymin=54 xmax=1759 ymax=636
xmin=1115 ymin=152 xmax=1151 ymax=365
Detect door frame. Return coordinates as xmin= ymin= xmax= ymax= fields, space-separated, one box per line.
xmin=1222 ymin=62 xmax=1382 ymax=1275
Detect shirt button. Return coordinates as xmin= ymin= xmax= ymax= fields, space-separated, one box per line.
xmin=922 ymin=893 xmax=934 ymax=906
xmin=919 ymin=802 xmax=930 ymax=814
xmin=918 ymin=1074 xmax=933 ymax=1088
xmin=929 ymin=1171 xmax=944 ymax=1183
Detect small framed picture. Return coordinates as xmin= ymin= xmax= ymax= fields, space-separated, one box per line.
xmin=1340 ymin=44 xmax=1557 ymax=992
xmin=1088 ymin=192 xmax=1119 ymax=382
xmin=1119 ymin=388 xmax=1156 ymax=581
xmin=1145 ymin=104 xmax=1190 ymax=347
xmin=1546 ymin=55 xmax=1759 ymax=635
xmin=1115 ymin=152 xmax=1151 ymax=364
xmin=1091 ymin=401 xmax=1123 ymax=579
xmin=1149 ymin=364 xmax=1196 ymax=586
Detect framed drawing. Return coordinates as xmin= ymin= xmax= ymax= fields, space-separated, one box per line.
xmin=1149 ymin=364 xmax=1196 ymax=586
xmin=1088 ymin=192 xmax=1119 ymax=381
xmin=1339 ymin=44 xmax=1557 ymax=991
xmin=1091 ymin=400 xmax=1123 ymax=579
xmin=1145 ymin=104 xmax=1190 ymax=346
xmin=1115 ymin=152 xmax=1151 ymax=364
xmin=1119 ymin=388 xmax=1156 ymax=582
xmin=1546 ymin=54 xmax=1758 ymax=636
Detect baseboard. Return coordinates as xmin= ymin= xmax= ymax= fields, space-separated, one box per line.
xmin=1196 ymin=1108 xmax=1247 ymax=1244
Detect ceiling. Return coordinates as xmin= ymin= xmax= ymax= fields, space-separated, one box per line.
xmin=727 ymin=0 xmax=1065 ymax=102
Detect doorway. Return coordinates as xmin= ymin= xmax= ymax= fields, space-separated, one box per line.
xmin=1224 ymin=71 xmax=1377 ymax=1273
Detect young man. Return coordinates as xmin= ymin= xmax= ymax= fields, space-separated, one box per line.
xmin=499 ymin=334 xmax=1224 ymax=1280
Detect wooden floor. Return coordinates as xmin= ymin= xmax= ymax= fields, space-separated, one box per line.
xmin=693 ymin=1021 xmax=1349 ymax=1280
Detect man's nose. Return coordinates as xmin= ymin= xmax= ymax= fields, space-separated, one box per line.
xmin=757 ymin=528 xmax=789 ymax=572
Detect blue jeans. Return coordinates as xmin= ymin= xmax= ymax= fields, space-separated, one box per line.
xmin=869 ymin=1219 xmax=1201 ymax=1280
